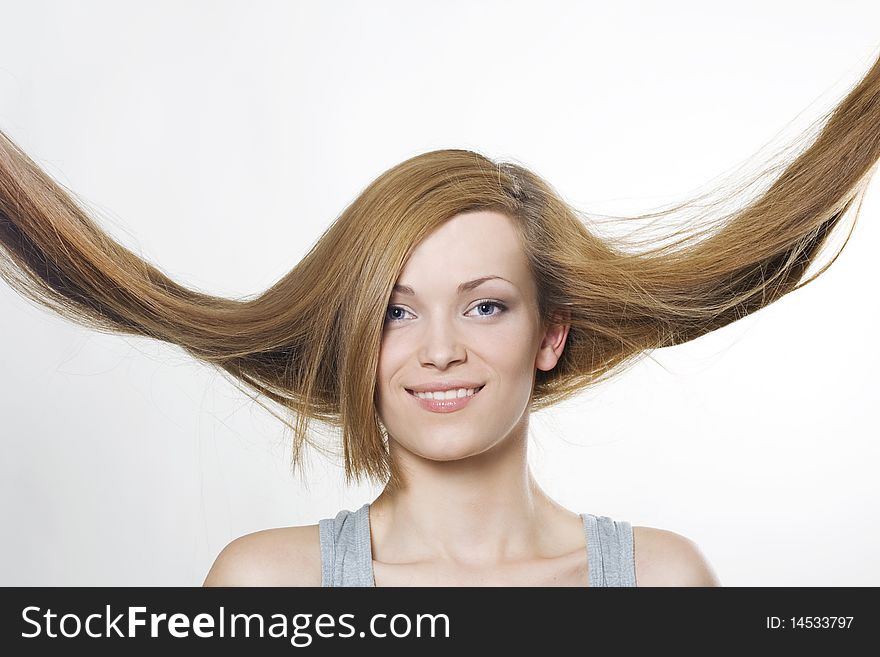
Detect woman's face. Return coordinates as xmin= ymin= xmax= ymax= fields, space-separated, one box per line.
xmin=375 ymin=210 xmax=569 ymax=462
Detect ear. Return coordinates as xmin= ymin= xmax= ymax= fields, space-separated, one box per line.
xmin=535 ymin=309 xmax=570 ymax=372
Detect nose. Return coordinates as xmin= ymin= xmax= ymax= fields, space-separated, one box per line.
xmin=417 ymin=316 xmax=467 ymax=369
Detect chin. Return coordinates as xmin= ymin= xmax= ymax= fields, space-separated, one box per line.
xmin=407 ymin=433 xmax=496 ymax=462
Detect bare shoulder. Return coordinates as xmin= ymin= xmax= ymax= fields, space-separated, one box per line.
xmin=632 ymin=526 xmax=721 ymax=587
xmin=202 ymin=523 xmax=323 ymax=587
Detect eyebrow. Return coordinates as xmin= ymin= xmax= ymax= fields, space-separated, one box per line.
xmin=392 ymin=275 xmax=513 ymax=296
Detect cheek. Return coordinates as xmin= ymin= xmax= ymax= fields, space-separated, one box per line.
xmin=375 ymin=344 xmax=406 ymax=409
xmin=376 ymin=341 xmax=407 ymax=387
xmin=482 ymin=331 xmax=537 ymax=370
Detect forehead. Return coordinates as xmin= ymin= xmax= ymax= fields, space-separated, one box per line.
xmin=397 ymin=210 xmax=527 ymax=281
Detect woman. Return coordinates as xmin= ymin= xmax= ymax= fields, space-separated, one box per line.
xmin=1 ymin=52 xmax=878 ymax=587
xmin=208 ymin=207 xmax=722 ymax=587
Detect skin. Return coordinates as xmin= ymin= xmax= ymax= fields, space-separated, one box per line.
xmin=370 ymin=209 xmax=586 ymax=578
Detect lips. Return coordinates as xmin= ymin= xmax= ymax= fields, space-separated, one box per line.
xmin=405 ymin=384 xmax=486 ymax=413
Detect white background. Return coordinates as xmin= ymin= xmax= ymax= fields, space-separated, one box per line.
xmin=0 ymin=0 xmax=877 ymax=586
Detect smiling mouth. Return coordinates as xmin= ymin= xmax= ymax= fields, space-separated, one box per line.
xmin=406 ymin=385 xmax=486 ymax=397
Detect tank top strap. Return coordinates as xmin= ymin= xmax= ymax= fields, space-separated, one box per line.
xmin=318 ymin=503 xmax=375 ymax=587
xmin=581 ymin=512 xmax=637 ymax=587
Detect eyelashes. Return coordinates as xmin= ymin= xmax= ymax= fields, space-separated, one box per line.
xmin=384 ymin=300 xmax=508 ymax=324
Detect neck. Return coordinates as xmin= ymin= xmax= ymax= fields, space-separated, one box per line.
xmin=369 ymin=416 xmax=581 ymax=566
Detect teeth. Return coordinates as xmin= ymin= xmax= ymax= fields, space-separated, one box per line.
xmin=413 ymin=387 xmax=481 ymax=400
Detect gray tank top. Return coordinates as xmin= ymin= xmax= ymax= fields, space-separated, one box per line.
xmin=318 ymin=502 xmax=636 ymax=587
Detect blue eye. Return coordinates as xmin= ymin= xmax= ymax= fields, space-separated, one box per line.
xmin=385 ymin=306 xmax=409 ymax=322
xmin=384 ymin=300 xmax=508 ymax=324
xmin=471 ymin=301 xmax=507 ymax=318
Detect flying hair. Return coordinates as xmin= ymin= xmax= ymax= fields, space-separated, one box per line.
xmin=1 ymin=53 xmax=879 ymax=494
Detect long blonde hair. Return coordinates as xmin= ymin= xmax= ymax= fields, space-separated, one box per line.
xmin=2 ymin=54 xmax=879 ymax=494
